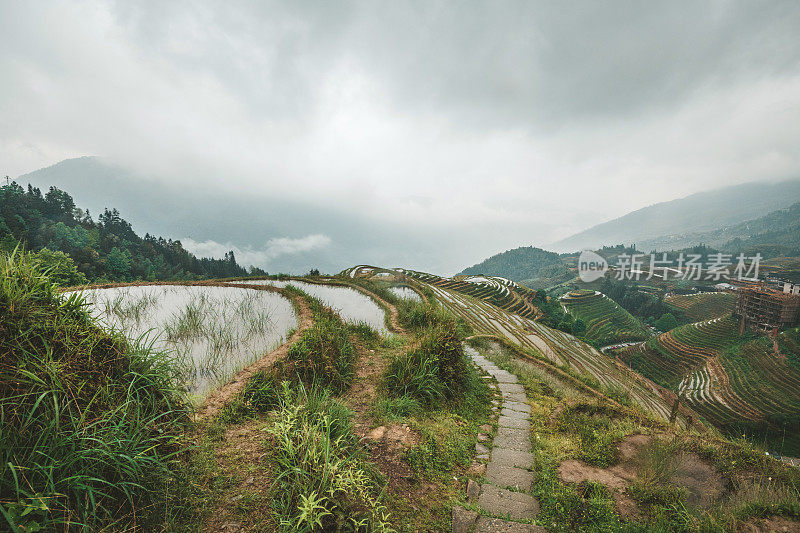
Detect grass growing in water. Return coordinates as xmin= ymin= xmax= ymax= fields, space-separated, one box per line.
xmin=0 ymin=249 xmax=189 ymax=531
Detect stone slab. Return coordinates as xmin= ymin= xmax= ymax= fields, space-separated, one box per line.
xmin=500 ymin=408 xmax=530 ymax=420
xmin=498 ymin=416 xmax=530 ymax=430
xmin=491 ymin=448 xmax=534 ymax=469
xmin=474 ymin=517 xmax=546 ymax=532
xmin=503 ymin=401 xmax=531 ymax=413
xmin=490 ymin=370 xmax=519 ymax=384
xmin=485 ymin=463 xmax=534 ymax=490
xmin=502 ymin=392 xmax=528 ymax=403
xmin=498 ymin=383 xmax=525 ymax=395
xmin=478 ymin=484 xmax=539 ymax=520
xmin=494 ymin=434 xmax=532 ymax=452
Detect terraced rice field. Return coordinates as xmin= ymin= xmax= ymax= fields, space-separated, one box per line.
xmin=561 ymin=289 xmax=648 ymax=345
xmin=620 ymin=316 xmax=800 ymax=443
xmin=81 ymin=285 xmax=297 ymax=399
xmin=230 ymin=278 xmax=387 ymax=334
xmin=415 ymin=281 xmax=676 ymax=422
xmin=388 ymin=285 xmax=422 ymax=301
xmin=391 ymin=268 xmax=542 ymax=320
xmin=665 ymin=292 xmax=736 ymax=321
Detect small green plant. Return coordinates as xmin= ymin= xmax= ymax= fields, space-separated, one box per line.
xmin=266 ymin=383 xmax=392 ymax=532
xmin=287 ymin=301 xmax=356 ymax=394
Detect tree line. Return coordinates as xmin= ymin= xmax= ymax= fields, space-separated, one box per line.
xmin=0 ymin=181 xmax=261 ymax=285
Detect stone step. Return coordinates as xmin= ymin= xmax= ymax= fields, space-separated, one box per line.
xmin=494 ymin=428 xmax=532 ymax=452
xmin=478 ymin=484 xmax=540 ymax=520
xmin=498 ymin=383 xmax=526 ymax=395
xmin=503 ymin=401 xmax=531 ymax=414
xmin=500 ymin=407 xmax=530 ymax=420
xmin=498 ymin=415 xmax=531 ymax=430
xmin=489 ymin=370 xmax=519 ymax=384
xmin=502 ymin=392 xmax=528 ymax=403
xmin=490 ymin=448 xmax=534 ymax=469
xmin=485 ymin=462 xmax=534 ymax=490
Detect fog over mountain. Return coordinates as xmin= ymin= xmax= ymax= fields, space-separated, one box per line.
xmin=4 ymin=2 xmax=800 ymax=273
xmin=549 ymin=180 xmax=800 ymax=253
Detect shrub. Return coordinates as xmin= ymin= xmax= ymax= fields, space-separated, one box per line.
xmin=655 ymin=312 xmax=679 ymax=332
xmin=384 ymin=319 xmax=470 ymax=405
xmin=0 ymin=249 xmax=188 ymax=531
xmin=287 ymin=306 xmax=355 ymax=394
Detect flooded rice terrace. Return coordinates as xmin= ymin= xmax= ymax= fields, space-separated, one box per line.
xmin=80 ymin=285 xmax=297 ymax=399
xmin=388 ymin=285 xmax=422 ymax=302
xmin=231 ymin=279 xmax=387 ymax=334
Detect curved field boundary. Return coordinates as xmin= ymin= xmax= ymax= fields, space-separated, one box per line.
xmin=195 ymin=289 xmax=314 ymax=420
xmin=561 ymin=291 xmax=648 ymax=344
xmin=665 ymin=292 xmax=736 ymax=322
xmin=61 ymin=280 xmax=314 ymax=420
xmin=224 ymin=275 xmax=404 ymax=335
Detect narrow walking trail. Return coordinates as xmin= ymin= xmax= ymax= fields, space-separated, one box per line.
xmin=454 ymin=348 xmax=546 ymax=532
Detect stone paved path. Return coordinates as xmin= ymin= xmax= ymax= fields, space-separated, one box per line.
xmin=453 ymin=347 xmax=546 ymax=532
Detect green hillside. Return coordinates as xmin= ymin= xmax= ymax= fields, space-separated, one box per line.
xmin=0 ymin=181 xmax=251 ymax=283
xmin=619 ymin=316 xmax=800 ymax=455
xmin=459 ymin=246 xmax=567 ymax=284
xmin=561 ymin=289 xmax=649 ymax=346
xmin=665 ymin=292 xmax=737 ymax=322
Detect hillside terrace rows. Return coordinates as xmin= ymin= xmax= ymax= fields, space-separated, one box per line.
xmin=561 ymin=290 xmax=648 ymax=344
xmin=624 ymin=314 xmax=800 ymax=432
xmin=398 ymin=269 xmax=542 ymax=320
xmin=424 ymin=284 xmax=675 ymax=422
xmin=665 ymin=292 xmax=737 ymax=321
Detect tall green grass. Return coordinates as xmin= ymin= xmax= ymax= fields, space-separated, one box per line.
xmin=384 ymin=309 xmax=471 ymax=405
xmin=267 ymin=382 xmax=392 ymax=532
xmin=0 ymin=250 xmax=188 ymax=531
xmin=284 ymin=289 xmax=356 ymax=393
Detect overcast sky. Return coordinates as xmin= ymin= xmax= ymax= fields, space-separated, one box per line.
xmin=2 ymin=1 xmax=800 ymax=273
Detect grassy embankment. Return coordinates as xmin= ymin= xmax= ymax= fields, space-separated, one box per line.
xmin=0 ymin=250 xmax=192 ymax=531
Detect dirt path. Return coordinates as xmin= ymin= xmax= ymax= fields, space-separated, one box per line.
xmin=195 ymin=295 xmax=314 ymax=421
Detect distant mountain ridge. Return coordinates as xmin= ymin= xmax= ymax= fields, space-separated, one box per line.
xmin=548 ymin=179 xmax=800 ymax=252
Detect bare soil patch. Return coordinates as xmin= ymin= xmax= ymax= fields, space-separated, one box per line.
xmin=739 ymin=516 xmax=800 ymax=533
xmin=671 ymin=451 xmax=726 ymax=508
xmin=203 ymin=419 xmax=275 ymax=532
xmin=558 ymin=433 xmax=727 ymax=520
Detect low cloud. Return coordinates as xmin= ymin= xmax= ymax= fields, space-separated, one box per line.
xmin=182 ymin=234 xmax=332 ymax=269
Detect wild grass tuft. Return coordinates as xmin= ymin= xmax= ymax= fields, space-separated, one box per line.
xmin=384 ymin=316 xmax=470 ymax=405
xmin=0 ymin=249 xmax=189 ymax=532
xmin=266 ymin=382 xmax=392 ymax=532
xmin=285 ymin=291 xmax=356 ymax=394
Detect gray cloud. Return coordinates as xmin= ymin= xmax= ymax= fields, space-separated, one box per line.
xmin=2 ymin=1 xmax=800 ymax=274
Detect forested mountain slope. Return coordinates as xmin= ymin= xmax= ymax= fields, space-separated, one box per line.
xmin=0 ymin=181 xmax=250 ymax=283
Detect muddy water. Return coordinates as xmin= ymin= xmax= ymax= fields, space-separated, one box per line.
xmin=79 ymin=285 xmax=297 ymax=400
xmin=230 ymin=279 xmax=387 ymax=333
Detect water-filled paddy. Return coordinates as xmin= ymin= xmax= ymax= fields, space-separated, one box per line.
xmin=389 ymin=285 xmax=422 ymax=302
xmin=80 ymin=285 xmax=297 ymax=398
xmin=230 ymin=279 xmax=387 ymax=333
